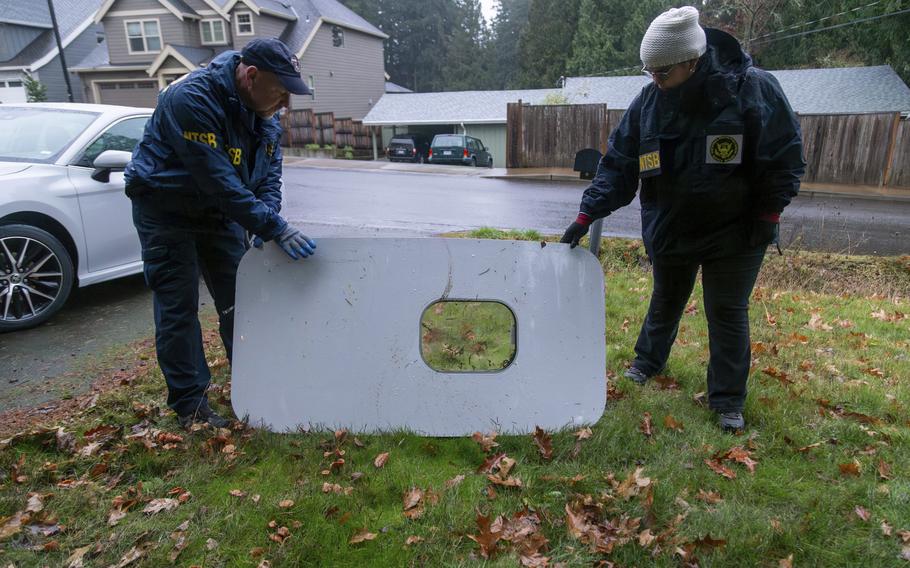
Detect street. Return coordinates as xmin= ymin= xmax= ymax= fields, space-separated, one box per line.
xmin=1 ymin=165 xmax=907 ymax=413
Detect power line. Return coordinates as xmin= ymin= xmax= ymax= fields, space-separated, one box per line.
xmin=751 ymin=0 xmax=885 ymax=41
xmin=752 ymin=5 xmax=910 ymax=46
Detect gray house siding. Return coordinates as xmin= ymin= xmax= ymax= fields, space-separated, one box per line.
xmin=292 ymin=25 xmax=384 ymax=120
xmin=34 ymin=27 xmax=101 ymax=102
xmin=104 ymin=14 xmax=189 ymax=64
xmin=0 ymin=24 xmax=44 ymax=61
xmin=230 ymin=11 xmax=289 ymax=50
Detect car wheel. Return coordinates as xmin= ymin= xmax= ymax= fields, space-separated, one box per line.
xmin=488 ymin=157 xmax=494 ymax=168
xmin=0 ymin=224 xmax=75 ymax=332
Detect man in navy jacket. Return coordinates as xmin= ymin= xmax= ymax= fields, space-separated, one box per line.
xmin=561 ymin=7 xmax=805 ymax=431
xmin=125 ymin=38 xmax=315 ymax=428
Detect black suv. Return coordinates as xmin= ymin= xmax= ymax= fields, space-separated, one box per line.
xmin=428 ymin=134 xmax=493 ymax=167
xmin=386 ymin=134 xmax=430 ymax=163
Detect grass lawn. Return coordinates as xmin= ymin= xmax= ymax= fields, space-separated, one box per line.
xmin=1 ymin=230 xmax=908 ymax=567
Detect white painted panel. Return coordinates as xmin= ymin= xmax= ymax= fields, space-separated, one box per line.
xmin=0 ymin=78 xmax=27 ymax=104
xmin=232 ymin=238 xmax=606 ymax=436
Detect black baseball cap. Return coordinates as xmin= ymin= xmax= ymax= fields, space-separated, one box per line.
xmin=241 ymin=38 xmax=311 ymax=95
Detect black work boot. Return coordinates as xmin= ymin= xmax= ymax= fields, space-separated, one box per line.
xmin=717 ymin=411 xmax=745 ymax=432
xmin=177 ymin=402 xmax=231 ymax=429
xmin=623 ymin=366 xmax=651 ymax=385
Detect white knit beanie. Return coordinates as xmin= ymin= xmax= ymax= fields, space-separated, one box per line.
xmin=640 ymin=6 xmax=707 ymax=68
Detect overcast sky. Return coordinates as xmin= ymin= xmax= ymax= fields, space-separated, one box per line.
xmin=480 ymin=0 xmax=498 ymax=23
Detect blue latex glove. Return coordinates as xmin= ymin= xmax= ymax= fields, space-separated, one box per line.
xmin=252 ymin=235 xmax=263 ymax=249
xmin=275 ymin=225 xmax=316 ymax=260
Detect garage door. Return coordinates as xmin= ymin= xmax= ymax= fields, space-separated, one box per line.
xmin=0 ymin=79 xmax=27 ymax=104
xmin=97 ymin=81 xmax=159 ymax=108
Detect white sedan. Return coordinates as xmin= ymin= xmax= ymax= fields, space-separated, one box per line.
xmin=0 ymin=103 xmax=152 ymax=331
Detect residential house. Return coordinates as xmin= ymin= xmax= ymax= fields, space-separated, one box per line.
xmin=0 ymin=0 xmax=103 ymax=103
xmin=71 ymin=0 xmax=387 ymax=119
xmin=364 ymin=65 xmax=910 ymax=168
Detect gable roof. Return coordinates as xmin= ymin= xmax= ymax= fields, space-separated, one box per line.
xmin=277 ymin=0 xmax=387 ymax=57
xmin=221 ymin=0 xmax=297 ymax=20
xmin=385 ymin=81 xmax=412 ymax=94
xmin=95 ymin=0 xmax=200 ymax=23
xmin=147 ymin=44 xmax=213 ymax=75
xmin=564 ymin=65 xmax=910 ymax=114
xmin=363 ymin=88 xmax=561 ymax=125
xmin=0 ymin=0 xmax=102 ymax=70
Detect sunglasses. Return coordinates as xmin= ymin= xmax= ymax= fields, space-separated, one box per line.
xmin=641 ymin=63 xmax=679 ymax=81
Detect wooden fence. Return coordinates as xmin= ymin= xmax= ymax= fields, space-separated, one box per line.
xmin=507 ymin=103 xmax=910 ymax=189
xmin=506 ymin=102 xmax=622 ymax=168
xmin=280 ymin=109 xmax=380 ymax=152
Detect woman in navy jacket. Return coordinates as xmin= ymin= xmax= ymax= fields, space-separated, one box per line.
xmin=562 ymin=6 xmax=805 ymax=431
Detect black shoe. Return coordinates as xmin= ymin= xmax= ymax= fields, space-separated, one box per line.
xmin=623 ymin=366 xmax=650 ymax=385
xmin=177 ymin=404 xmax=231 ymax=429
xmin=718 ymin=412 xmax=745 ymax=432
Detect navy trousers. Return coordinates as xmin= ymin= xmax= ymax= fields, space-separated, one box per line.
xmin=632 ymin=247 xmax=766 ymax=413
xmin=132 ymin=195 xmax=246 ymax=416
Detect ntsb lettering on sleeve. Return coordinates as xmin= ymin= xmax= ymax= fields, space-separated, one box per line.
xmin=183 ymin=131 xmax=218 ymax=149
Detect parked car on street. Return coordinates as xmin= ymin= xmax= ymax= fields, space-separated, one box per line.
xmin=0 ymin=103 xmax=152 ymax=332
xmin=386 ymin=134 xmax=431 ymax=163
xmin=428 ymin=134 xmax=493 ymax=167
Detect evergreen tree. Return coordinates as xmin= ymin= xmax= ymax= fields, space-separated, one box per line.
xmin=515 ymin=0 xmax=581 ymax=88
xmin=489 ymin=0 xmax=531 ymax=88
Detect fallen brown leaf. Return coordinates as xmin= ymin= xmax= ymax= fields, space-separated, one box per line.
xmin=467 ymin=513 xmax=501 ymax=559
xmin=855 ymin=506 xmax=871 ymax=522
xmin=403 ymin=487 xmax=425 ymax=519
xmin=405 ymin=535 xmax=424 ymax=546
xmin=532 ymin=426 xmax=553 ymax=461
xmin=471 ymin=431 xmax=499 ymax=453
xmin=445 ymin=474 xmax=465 ymax=489
xmin=142 ymin=498 xmax=179 ymax=515
xmin=653 ymin=375 xmax=680 ymax=390
xmin=696 ymin=489 xmax=723 ymax=504
xmin=877 ymin=460 xmax=892 ymax=480
xmin=663 ymin=415 xmax=684 ymax=432
xmin=839 ymin=462 xmax=861 ymax=477
xmin=373 ymin=452 xmax=390 ymax=468
xmin=705 ymin=459 xmax=737 ymax=480
xmin=349 ymin=528 xmax=377 ymax=544
xmin=278 ymin=499 xmax=294 ymax=509
xmin=639 ymin=412 xmax=653 ymax=438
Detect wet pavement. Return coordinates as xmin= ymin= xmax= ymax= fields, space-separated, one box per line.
xmin=1 ymin=166 xmax=907 ymax=413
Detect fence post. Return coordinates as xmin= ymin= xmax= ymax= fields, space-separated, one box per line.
xmin=882 ymin=113 xmax=901 ymax=187
xmin=588 ymin=218 xmax=603 ymax=257
xmin=372 ymin=128 xmax=378 ymax=160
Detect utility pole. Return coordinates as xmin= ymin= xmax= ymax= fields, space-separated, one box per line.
xmin=46 ymin=0 xmax=74 ymax=102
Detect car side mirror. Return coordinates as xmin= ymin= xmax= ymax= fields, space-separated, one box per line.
xmin=91 ymin=150 xmax=132 ymax=183
xmin=484 ymin=146 xmax=490 ymax=151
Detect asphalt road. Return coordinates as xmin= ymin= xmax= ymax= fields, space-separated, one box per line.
xmin=1 ymin=166 xmax=907 ymax=413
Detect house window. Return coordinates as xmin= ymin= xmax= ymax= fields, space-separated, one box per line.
xmin=308 ymin=75 xmax=315 ymax=94
xmin=125 ymin=19 xmax=161 ymax=53
xmin=331 ymin=26 xmax=344 ymax=47
xmin=7 ymin=80 xmax=23 ymax=87
xmin=235 ymin=12 xmax=254 ymax=36
xmin=200 ymin=19 xmax=226 ymax=45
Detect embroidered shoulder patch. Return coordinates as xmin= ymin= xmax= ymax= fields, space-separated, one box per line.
xmin=706 ymin=134 xmax=743 ymax=164
xmin=639 ymin=151 xmax=661 ymax=172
